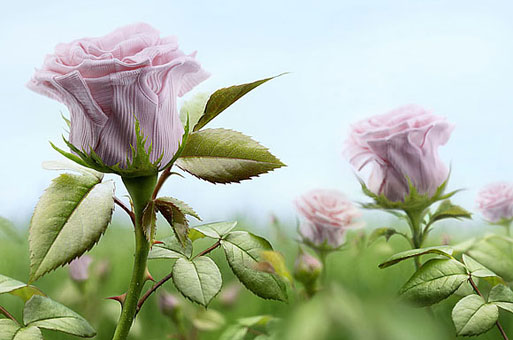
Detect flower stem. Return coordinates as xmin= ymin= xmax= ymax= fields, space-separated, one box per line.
xmin=0 ymin=305 xmax=19 ymax=324
xmin=112 ymin=174 xmax=157 ymax=340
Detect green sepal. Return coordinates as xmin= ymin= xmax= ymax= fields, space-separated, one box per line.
xmin=360 ymin=176 xmax=458 ymax=214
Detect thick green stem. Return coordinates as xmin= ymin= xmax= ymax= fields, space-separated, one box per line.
xmin=112 ymin=175 xmax=157 ymax=340
xmin=406 ymin=210 xmax=423 ymax=270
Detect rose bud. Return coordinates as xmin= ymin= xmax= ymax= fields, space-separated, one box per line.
xmin=28 ymin=23 xmax=209 ymax=175
xmin=476 ymin=182 xmax=513 ymax=223
xmin=294 ymin=189 xmax=361 ymax=250
xmin=68 ymin=255 xmax=92 ymax=282
xmin=158 ymin=291 xmax=182 ymax=318
xmin=345 ymin=105 xmax=454 ymax=202
xmin=294 ymin=249 xmax=322 ymax=285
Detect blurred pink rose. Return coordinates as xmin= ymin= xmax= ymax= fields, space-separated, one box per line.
xmin=294 ymin=189 xmax=360 ymax=249
xmin=69 ymin=255 xmax=92 ymax=282
xmin=345 ymin=105 xmax=454 ymax=202
xmin=476 ymin=182 xmax=513 ymax=223
xmin=28 ymin=23 xmax=209 ymax=168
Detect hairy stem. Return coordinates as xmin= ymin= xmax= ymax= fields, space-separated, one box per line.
xmin=112 ymin=174 xmax=157 ymax=340
xmin=468 ymin=276 xmax=509 ymax=340
xmin=192 ymin=240 xmax=221 ymax=260
xmin=0 ymin=305 xmax=19 ymax=324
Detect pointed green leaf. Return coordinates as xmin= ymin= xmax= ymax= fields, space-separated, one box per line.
xmin=378 ymin=246 xmax=454 ymax=269
xmin=468 ymin=238 xmax=513 ymax=281
xmin=148 ymin=234 xmax=192 ymax=260
xmin=430 ymin=200 xmax=472 ymax=223
xmin=188 ymin=229 xmax=206 ymax=242
xmin=176 ymin=129 xmax=285 ymax=184
xmin=259 ymin=250 xmax=293 ymax=284
xmin=193 ymin=221 xmax=238 ymax=239
xmin=29 ymin=173 xmax=115 ymax=282
xmin=193 ymin=75 xmax=281 ymax=131
xmin=0 ymin=275 xmax=45 ymax=302
xmin=452 ymin=294 xmax=498 ymax=336
xmin=180 ymin=92 xmax=210 ymax=133
xmin=0 ymin=320 xmax=41 ymax=340
xmin=156 ymin=200 xmax=189 ymax=246
xmin=489 ymin=284 xmax=513 ymax=314
xmin=221 ymin=231 xmax=287 ymax=302
xmin=399 ymin=258 xmax=468 ymax=306
xmin=172 ymin=256 xmax=222 ymax=307
xmin=156 ymin=197 xmax=201 ymax=220
xmin=42 ymin=159 xmax=103 ymax=180
xmin=367 ymin=227 xmax=398 ymax=245
xmin=23 ymin=296 xmax=95 ymax=337
xmin=462 ymin=254 xmax=497 ymax=278
xmin=142 ymin=201 xmax=157 ymax=243
xmin=0 ymin=319 xmax=19 ymax=339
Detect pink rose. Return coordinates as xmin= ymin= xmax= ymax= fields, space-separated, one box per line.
xmin=68 ymin=255 xmax=92 ymax=282
xmin=345 ymin=105 xmax=454 ymax=202
xmin=476 ymin=182 xmax=513 ymax=223
xmin=294 ymin=189 xmax=360 ymax=249
xmin=28 ymin=23 xmax=209 ymax=169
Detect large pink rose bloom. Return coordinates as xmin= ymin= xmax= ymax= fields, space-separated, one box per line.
xmin=294 ymin=189 xmax=361 ymax=249
xmin=345 ymin=105 xmax=454 ymax=202
xmin=476 ymin=182 xmax=513 ymax=223
xmin=28 ymin=23 xmax=209 ymax=169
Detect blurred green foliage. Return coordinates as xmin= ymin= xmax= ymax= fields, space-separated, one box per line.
xmin=0 ymin=219 xmax=511 ymax=340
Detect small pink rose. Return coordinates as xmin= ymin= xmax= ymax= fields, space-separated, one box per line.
xmin=28 ymin=23 xmax=209 ymax=169
xmin=294 ymin=189 xmax=360 ymax=249
xmin=69 ymin=255 xmax=92 ymax=282
xmin=345 ymin=105 xmax=454 ymax=202
xmin=476 ymin=182 xmax=513 ymax=223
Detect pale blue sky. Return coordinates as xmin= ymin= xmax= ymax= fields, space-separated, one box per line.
xmin=2 ymin=1 xmax=513 ymax=228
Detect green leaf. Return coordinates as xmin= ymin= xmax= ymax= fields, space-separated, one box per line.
xmin=148 ymin=234 xmax=193 ymax=260
xmin=462 ymin=254 xmax=497 ymax=278
xmin=219 ymin=315 xmax=275 ymax=340
xmin=489 ymin=284 xmax=513 ymax=314
xmin=192 ymin=309 xmax=226 ymax=331
xmin=0 ymin=320 xmax=42 ymax=340
xmin=23 ymin=295 xmax=95 ymax=337
xmin=221 ymin=231 xmax=287 ymax=302
xmin=172 ymin=257 xmax=222 ymax=307
xmin=42 ymin=159 xmax=103 ymax=180
xmin=29 ymin=173 xmax=115 ymax=282
xmin=142 ymin=201 xmax=157 ymax=243
xmin=193 ymin=75 xmax=281 ymax=131
xmin=430 ymin=200 xmax=472 ymax=223
xmin=399 ymin=258 xmax=468 ymax=306
xmin=367 ymin=227 xmax=398 ymax=245
xmin=189 ymin=229 xmax=206 ymax=242
xmin=156 ymin=197 xmax=201 ymax=220
xmin=378 ymin=246 xmax=454 ymax=269
xmin=0 ymin=275 xmax=45 ymax=302
xmin=192 ymin=221 xmax=238 ymax=239
xmin=156 ymin=200 xmax=189 ymax=247
xmin=180 ymin=93 xmax=210 ymax=133
xmin=176 ymin=129 xmax=285 ymax=184
xmin=452 ymin=294 xmax=498 ymax=336
xmin=467 ymin=237 xmax=513 ymax=281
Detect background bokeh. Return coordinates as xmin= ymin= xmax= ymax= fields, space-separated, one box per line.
xmin=2 ymin=0 xmax=513 ymax=225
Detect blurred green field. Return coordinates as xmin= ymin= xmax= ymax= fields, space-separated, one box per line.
xmin=1 ymin=218 xmax=512 ymax=340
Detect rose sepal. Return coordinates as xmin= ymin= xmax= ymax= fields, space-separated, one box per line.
xmin=51 ymin=116 xmax=190 ymax=178
xmin=359 ymin=175 xmax=458 ymax=215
